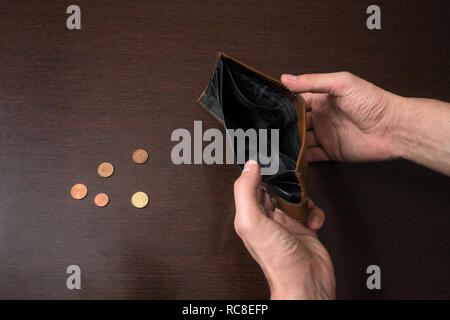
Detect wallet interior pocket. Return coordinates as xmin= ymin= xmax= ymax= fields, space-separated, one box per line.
xmin=223 ymin=62 xmax=281 ymax=130
xmin=200 ymin=55 xmax=303 ymax=203
xmin=264 ymin=170 xmax=302 ymax=203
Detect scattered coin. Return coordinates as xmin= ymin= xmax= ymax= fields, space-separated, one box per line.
xmin=71 ymin=184 xmax=88 ymax=200
xmin=97 ymin=162 xmax=114 ymax=178
xmin=94 ymin=193 xmax=109 ymax=207
xmin=131 ymin=191 xmax=149 ymax=208
xmin=132 ymin=149 xmax=148 ymax=164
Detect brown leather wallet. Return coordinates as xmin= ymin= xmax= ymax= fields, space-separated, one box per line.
xmin=197 ymin=52 xmax=309 ymax=222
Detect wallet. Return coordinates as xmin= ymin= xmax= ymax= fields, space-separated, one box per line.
xmin=197 ymin=52 xmax=309 ymax=222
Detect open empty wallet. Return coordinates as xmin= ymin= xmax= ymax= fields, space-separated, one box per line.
xmin=197 ymin=52 xmax=309 ymax=222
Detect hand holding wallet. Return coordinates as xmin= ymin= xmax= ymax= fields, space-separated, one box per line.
xmin=197 ymin=52 xmax=309 ymax=222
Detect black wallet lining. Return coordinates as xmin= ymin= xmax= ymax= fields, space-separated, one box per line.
xmin=200 ymin=55 xmax=303 ymax=203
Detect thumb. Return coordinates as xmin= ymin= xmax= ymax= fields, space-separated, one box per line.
xmin=233 ymin=160 xmax=266 ymax=234
xmin=281 ymin=72 xmax=354 ymax=95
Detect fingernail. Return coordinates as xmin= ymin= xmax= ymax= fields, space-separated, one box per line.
xmin=242 ymin=159 xmax=258 ymax=172
xmin=283 ymin=74 xmax=297 ymax=81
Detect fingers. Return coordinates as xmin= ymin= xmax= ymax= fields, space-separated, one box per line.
xmin=262 ymin=190 xmax=275 ymax=213
xmin=300 ymin=93 xmax=313 ymax=111
xmin=234 ymin=162 xmax=327 ymax=239
xmin=304 ymin=101 xmax=330 ymax=162
xmin=306 ymin=112 xmax=312 ymax=130
xmin=233 ymin=160 xmax=267 ymax=236
xmin=268 ymin=200 xmax=325 ymax=234
xmin=308 ymin=146 xmax=330 ymax=162
xmin=281 ymin=72 xmax=355 ymax=95
xmin=306 ymin=130 xmax=319 ymax=148
xmin=306 ymin=200 xmax=326 ymax=231
xmin=269 ymin=208 xmax=313 ymax=235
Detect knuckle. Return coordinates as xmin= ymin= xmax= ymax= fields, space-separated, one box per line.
xmin=234 ymin=214 xmax=255 ymax=236
xmin=233 ymin=215 xmax=246 ymax=236
xmin=339 ymin=71 xmax=355 ymax=83
xmin=320 ymin=209 xmax=326 ymax=225
xmin=335 ymin=71 xmax=356 ymax=93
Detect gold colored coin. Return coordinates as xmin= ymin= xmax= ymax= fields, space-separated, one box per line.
xmin=94 ymin=193 xmax=109 ymax=207
xmin=132 ymin=149 xmax=148 ymax=164
xmin=131 ymin=191 xmax=149 ymax=209
xmin=71 ymin=183 xmax=88 ymax=200
xmin=98 ymin=162 xmax=114 ymax=178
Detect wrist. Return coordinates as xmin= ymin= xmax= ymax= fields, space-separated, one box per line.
xmin=269 ymin=282 xmax=310 ymax=300
xmin=266 ymin=269 xmax=308 ymax=300
xmin=384 ymin=94 xmax=415 ymax=161
xmin=268 ymin=273 xmax=334 ymax=300
xmin=387 ymin=96 xmax=450 ymax=175
xmin=270 ymin=282 xmax=333 ymax=300
xmin=388 ymin=95 xmax=424 ymax=162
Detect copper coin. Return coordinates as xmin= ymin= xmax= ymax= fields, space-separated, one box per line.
xmin=71 ymin=184 xmax=88 ymax=200
xmin=94 ymin=193 xmax=109 ymax=207
xmin=98 ymin=162 xmax=114 ymax=178
xmin=132 ymin=149 xmax=148 ymax=164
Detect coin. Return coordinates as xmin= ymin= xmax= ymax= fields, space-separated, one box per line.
xmin=71 ymin=184 xmax=88 ymax=200
xmin=132 ymin=149 xmax=148 ymax=164
xmin=131 ymin=191 xmax=149 ymax=208
xmin=94 ymin=193 xmax=109 ymax=207
xmin=98 ymin=162 xmax=114 ymax=178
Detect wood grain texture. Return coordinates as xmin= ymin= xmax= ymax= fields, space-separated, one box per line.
xmin=0 ymin=0 xmax=449 ymax=299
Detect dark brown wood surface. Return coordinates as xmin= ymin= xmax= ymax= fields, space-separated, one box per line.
xmin=0 ymin=0 xmax=449 ymax=299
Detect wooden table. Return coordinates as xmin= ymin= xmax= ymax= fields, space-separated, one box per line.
xmin=0 ymin=0 xmax=449 ymax=299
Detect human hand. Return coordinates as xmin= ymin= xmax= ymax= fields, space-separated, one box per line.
xmin=233 ymin=160 xmax=336 ymax=300
xmin=281 ymin=72 xmax=402 ymax=162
